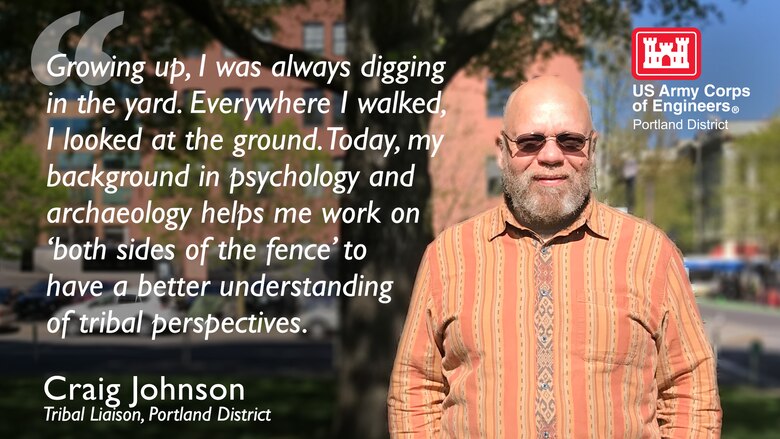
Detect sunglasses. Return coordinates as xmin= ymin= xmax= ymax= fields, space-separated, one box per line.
xmin=501 ymin=130 xmax=594 ymax=154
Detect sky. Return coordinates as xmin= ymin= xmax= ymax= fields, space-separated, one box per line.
xmin=621 ymin=0 xmax=780 ymax=139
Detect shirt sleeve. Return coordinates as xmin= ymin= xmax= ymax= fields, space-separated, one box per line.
xmin=388 ymin=245 xmax=447 ymax=438
xmin=655 ymin=249 xmax=722 ymax=438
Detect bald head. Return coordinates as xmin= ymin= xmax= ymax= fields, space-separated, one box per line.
xmin=502 ymin=76 xmax=593 ymax=135
xmin=496 ymin=76 xmax=597 ymax=238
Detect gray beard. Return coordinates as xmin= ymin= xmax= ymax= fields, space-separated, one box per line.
xmin=502 ymin=158 xmax=592 ymax=236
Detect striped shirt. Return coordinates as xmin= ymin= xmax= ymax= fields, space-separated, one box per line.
xmin=388 ymin=198 xmax=721 ymax=438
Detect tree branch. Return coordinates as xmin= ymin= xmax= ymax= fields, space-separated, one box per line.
xmin=436 ymin=0 xmax=528 ymax=79
xmin=455 ymin=0 xmax=526 ymax=35
xmin=169 ymin=0 xmax=347 ymax=92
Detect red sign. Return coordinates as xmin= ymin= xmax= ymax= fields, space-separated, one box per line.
xmin=632 ymin=28 xmax=701 ymax=80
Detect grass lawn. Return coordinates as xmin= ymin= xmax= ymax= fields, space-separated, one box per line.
xmin=0 ymin=376 xmax=778 ymax=438
xmin=721 ymin=386 xmax=780 ymax=438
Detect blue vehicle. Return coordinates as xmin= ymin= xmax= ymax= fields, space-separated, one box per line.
xmin=683 ymin=257 xmax=745 ymax=298
xmin=13 ymin=279 xmax=117 ymax=321
xmin=13 ymin=280 xmax=70 ymax=321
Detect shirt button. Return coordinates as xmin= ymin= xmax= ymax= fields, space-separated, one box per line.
xmin=539 ymin=288 xmax=550 ymax=297
xmin=541 ymin=382 xmax=550 ymax=390
xmin=541 ymin=335 xmax=548 ymax=343
xmin=544 ymin=432 xmax=550 ymax=439
xmin=541 ymin=246 xmax=550 ymax=255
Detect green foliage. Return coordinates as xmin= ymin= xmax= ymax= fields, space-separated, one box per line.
xmin=635 ymin=153 xmax=695 ymax=252
xmin=0 ymin=128 xmax=67 ymax=258
xmin=720 ymin=386 xmax=780 ymax=439
xmin=733 ymin=118 xmax=780 ymax=256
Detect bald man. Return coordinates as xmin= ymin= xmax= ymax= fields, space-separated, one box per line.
xmin=388 ymin=77 xmax=721 ymax=438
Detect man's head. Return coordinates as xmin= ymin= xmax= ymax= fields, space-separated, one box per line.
xmin=496 ymin=76 xmax=598 ymax=236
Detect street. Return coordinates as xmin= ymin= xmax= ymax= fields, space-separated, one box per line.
xmin=2 ymin=299 xmax=779 ymax=386
xmin=698 ymin=299 xmax=780 ymax=386
xmin=0 ymin=323 xmax=333 ymax=376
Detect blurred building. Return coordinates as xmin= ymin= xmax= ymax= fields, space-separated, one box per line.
xmin=677 ymin=120 xmax=766 ymax=256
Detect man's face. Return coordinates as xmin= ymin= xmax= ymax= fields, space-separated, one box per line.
xmin=498 ymin=78 xmax=597 ymax=230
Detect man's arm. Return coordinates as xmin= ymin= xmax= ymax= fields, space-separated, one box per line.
xmin=655 ymin=250 xmax=722 ymax=438
xmin=388 ymin=246 xmax=447 ymax=438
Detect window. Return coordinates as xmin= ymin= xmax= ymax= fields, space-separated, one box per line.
xmin=303 ymin=22 xmax=325 ymax=55
xmin=57 ymin=152 xmax=93 ymax=170
xmin=223 ymin=88 xmax=244 ymax=115
xmin=332 ymin=91 xmax=345 ymax=125
xmin=252 ymin=88 xmax=273 ymax=125
xmin=184 ymin=46 xmax=202 ymax=58
xmin=223 ymin=88 xmax=243 ymax=100
xmin=103 ymin=188 xmax=132 ymax=205
xmin=224 ymin=160 xmax=245 ymax=198
xmin=73 ymin=225 xmax=96 ymax=244
xmin=48 ymin=227 xmax=70 ymax=245
xmin=181 ymin=89 xmax=194 ymax=107
xmin=49 ymin=118 xmax=91 ymax=136
xmin=68 ymin=187 xmax=94 ymax=203
xmin=303 ymin=88 xmax=324 ymax=126
xmin=332 ymin=22 xmax=346 ymax=56
xmin=103 ymin=151 xmax=141 ymax=170
xmin=154 ymin=159 xmax=175 ymax=198
xmin=185 ymin=161 xmax=209 ymax=198
xmin=486 ymin=79 xmax=512 ymax=118
xmin=331 ymin=158 xmax=344 ymax=197
xmin=486 ymin=156 xmax=503 ymax=197
xmin=52 ymin=81 xmax=88 ymax=100
xmin=50 ymin=225 xmax=95 ymax=245
xmin=303 ymin=160 xmax=323 ymax=198
xmin=113 ymin=82 xmax=140 ymax=100
xmin=254 ymin=160 xmax=274 ymax=197
xmin=332 ymin=157 xmax=344 ymax=172
xmin=104 ymin=226 xmax=126 ymax=245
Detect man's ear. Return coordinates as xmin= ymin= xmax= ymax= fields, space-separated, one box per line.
xmin=495 ymin=135 xmax=506 ymax=169
xmin=589 ymin=131 xmax=599 ymax=158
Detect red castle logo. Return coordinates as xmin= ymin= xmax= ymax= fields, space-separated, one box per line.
xmin=632 ymin=28 xmax=701 ymax=80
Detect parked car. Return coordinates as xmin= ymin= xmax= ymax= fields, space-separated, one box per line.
xmin=13 ymin=280 xmax=71 ymax=321
xmin=186 ymin=281 xmax=230 ymax=318
xmin=243 ymin=276 xmax=298 ymax=317
xmin=53 ymin=288 xmax=181 ymax=337
xmin=684 ymin=257 xmax=744 ymax=298
xmin=0 ymin=287 xmax=14 ymax=305
xmin=14 ymin=279 xmax=119 ymax=320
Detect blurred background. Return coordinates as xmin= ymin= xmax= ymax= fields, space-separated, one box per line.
xmin=0 ymin=0 xmax=778 ymax=437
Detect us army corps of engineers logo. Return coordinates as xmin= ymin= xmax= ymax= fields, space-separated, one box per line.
xmin=631 ymin=28 xmax=701 ymax=80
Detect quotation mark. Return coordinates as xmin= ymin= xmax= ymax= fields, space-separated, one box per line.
xmin=31 ymin=11 xmax=125 ymax=86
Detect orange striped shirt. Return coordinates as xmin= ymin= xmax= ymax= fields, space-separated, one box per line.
xmin=388 ymin=198 xmax=721 ymax=438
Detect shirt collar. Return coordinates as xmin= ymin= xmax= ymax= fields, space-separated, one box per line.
xmin=489 ymin=194 xmax=610 ymax=242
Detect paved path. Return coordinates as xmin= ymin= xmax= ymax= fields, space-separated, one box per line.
xmin=697 ymin=299 xmax=780 ymax=386
xmin=0 ymin=323 xmax=333 ymax=376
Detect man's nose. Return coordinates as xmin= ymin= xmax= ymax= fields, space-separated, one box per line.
xmin=536 ymin=137 xmax=565 ymax=165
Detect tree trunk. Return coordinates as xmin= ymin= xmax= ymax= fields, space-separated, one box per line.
xmin=334 ymin=91 xmax=434 ymax=438
xmin=334 ymin=5 xmax=435 ymax=435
